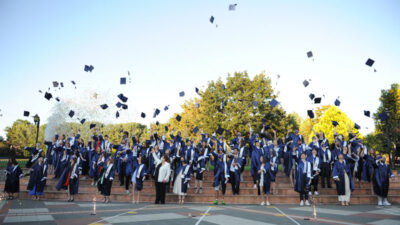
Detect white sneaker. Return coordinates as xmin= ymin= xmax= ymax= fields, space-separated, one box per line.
xmin=253 ymin=184 xmax=257 ymax=189
xmin=378 ymin=196 xmax=383 ymax=206
xmin=308 ymin=191 xmax=312 ymax=196
xmin=266 ymin=201 xmax=270 ymax=206
xmin=195 ymin=188 xmax=199 ymax=194
xmin=260 ymin=201 xmax=265 ymax=206
xmin=300 ymin=200 xmax=304 ymax=206
xmin=199 ymin=188 xmax=203 ymax=194
xmin=126 ymin=190 xmax=130 ymax=194
xmin=305 ymin=200 xmax=310 ymax=206
xmin=314 ymin=191 xmax=319 ymax=196
xmin=383 ymin=198 xmax=391 ymax=206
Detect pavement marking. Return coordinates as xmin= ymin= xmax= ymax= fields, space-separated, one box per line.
xmin=78 ymin=203 xmax=129 ymax=207
xmin=0 ymin=200 xmax=6 ymax=210
xmin=195 ymin=206 xmax=212 ymax=225
xmin=368 ymin=219 xmax=400 ymax=225
xmin=190 ymin=206 xmax=223 ymax=211
xmin=3 ymin=215 xmax=53 ymax=223
xmin=202 ymin=214 xmax=275 ymax=225
xmin=367 ymin=207 xmax=400 ymax=216
xmin=274 ymin=206 xmax=300 ymax=225
xmin=44 ymin=201 xmax=75 ymax=206
xmin=289 ymin=206 xmax=361 ymax=216
xmin=89 ymin=205 xmax=148 ymax=225
xmin=8 ymin=208 xmax=49 ymax=214
xmin=101 ymin=212 xmax=188 ymax=223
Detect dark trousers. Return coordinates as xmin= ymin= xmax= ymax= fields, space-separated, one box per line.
xmin=320 ymin=162 xmax=331 ymax=188
xmin=300 ymin=191 xmax=309 ymax=200
xmin=119 ymin=163 xmax=126 ymax=186
xmin=155 ymin=182 xmax=166 ymax=204
xmin=311 ymin=172 xmax=319 ymax=192
xmin=229 ymin=171 xmax=240 ymax=195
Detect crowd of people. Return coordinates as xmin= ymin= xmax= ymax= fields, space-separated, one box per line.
xmin=3 ymin=123 xmax=396 ymax=206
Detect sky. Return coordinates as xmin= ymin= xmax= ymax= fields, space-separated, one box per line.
xmin=0 ymin=0 xmax=399 ymax=138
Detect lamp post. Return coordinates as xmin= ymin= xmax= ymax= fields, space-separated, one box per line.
xmin=33 ymin=114 xmax=40 ymax=144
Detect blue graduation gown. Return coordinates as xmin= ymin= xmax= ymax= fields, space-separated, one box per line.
xmin=174 ymin=164 xmax=191 ymax=193
xmin=251 ymin=147 xmax=262 ymax=179
xmin=259 ymin=162 xmax=272 ymax=194
xmin=28 ymin=163 xmax=47 ymax=195
xmin=332 ymin=161 xmax=354 ymax=195
xmin=269 ymin=156 xmax=279 ymax=182
xmin=132 ymin=164 xmax=146 ymax=191
xmin=362 ymin=155 xmax=375 ymax=182
xmin=100 ymin=163 xmax=115 ymax=196
xmin=294 ymin=160 xmax=311 ymax=193
xmin=212 ymin=152 xmax=229 ymax=187
xmin=373 ymin=162 xmax=393 ymax=198
xmin=4 ymin=165 xmax=23 ymax=193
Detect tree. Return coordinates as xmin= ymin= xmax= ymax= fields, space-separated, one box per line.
xmin=299 ymin=105 xmax=330 ymax=142
xmin=373 ymin=83 xmax=400 ymax=168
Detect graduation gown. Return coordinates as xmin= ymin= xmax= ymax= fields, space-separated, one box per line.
xmin=69 ymin=163 xmax=80 ymax=195
xmin=362 ymin=155 xmax=375 ymax=182
xmin=24 ymin=147 xmax=42 ymax=168
xmin=132 ymin=164 xmax=146 ymax=191
xmin=173 ymin=164 xmax=191 ymax=194
xmin=251 ymin=147 xmax=262 ymax=179
xmin=294 ymin=160 xmax=311 ymax=193
xmin=4 ymin=165 xmax=23 ymax=193
xmin=259 ymin=162 xmax=272 ymax=194
xmin=56 ymin=163 xmax=74 ymax=191
xmin=100 ymin=163 xmax=115 ymax=196
xmin=332 ymin=161 xmax=354 ymax=195
xmin=28 ymin=163 xmax=47 ymax=195
xmin=373 ymin=162 xmax=394 ymax=198
xmin=269 ymin=156 xmax=279 ymax=182
xmin=212 ymin=152 xmax=229 ymax=188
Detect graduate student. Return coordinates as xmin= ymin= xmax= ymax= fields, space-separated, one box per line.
xmin=194 ymin=140 xmax=208 ymax=194
xmin=24 ymin=142 xmax=43 ymax=168
xmin=307 ymin=147 xmax=320 ymax=196
xmin=373 ymin=156 xmax=395 ymax=206
xmin=258 ymin=156 xmax=272 ymax=206
xmin=27 ymin=157 xmax=47 ymax=200
xmin=228 ymin=147 xmax=242 ymax=195
xmin=100 ymin=158 xmax=115 ymax=203
xmin=332 ymin=153 xmax=354 ymax=206
xmin=4 ymin=157 xmax=23 ymax=200
xmin=173 ymin=156 xmax=191 ymax=204
xmin=269 ymin=148 xmax=279 ymax=195
xmin=131 ymin=156 xmax=146 ymax=204
xmin=152 ymin=148 xmax=171 ymax=204
xmin=56 ymin=157 xmax=77 ymax=202
xmin=294 ymin=152 xmax=311 ymax=206
xmin=68 ymin=157 xmax=80 ymax=202
xmin=210 ymin=142 xmax=229 ymax=205
xmin=319 ymin=143 xmax=332 ymax=188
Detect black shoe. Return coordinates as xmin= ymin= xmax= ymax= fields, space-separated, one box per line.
xmin=328 ymin=185 xmax=332 ymax=188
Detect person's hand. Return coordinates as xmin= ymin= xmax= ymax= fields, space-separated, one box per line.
xmin=162 ymin=179 xmax=167 ymax=183
xmin=315 ymin=171 xmax=319 ymax=176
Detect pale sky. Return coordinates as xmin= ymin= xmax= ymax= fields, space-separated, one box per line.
xmin=1 ymin=0 xmax=400 ymax=138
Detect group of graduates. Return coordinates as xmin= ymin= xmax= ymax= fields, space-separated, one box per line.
xmin=3 ymin=123 xmax=396 ymax=207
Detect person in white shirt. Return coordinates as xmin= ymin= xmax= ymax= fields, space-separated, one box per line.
xmin=152 ymin=148 xmax=171 ymax=204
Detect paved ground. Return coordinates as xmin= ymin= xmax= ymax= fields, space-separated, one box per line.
xmin=0 ymin=199 xmax=399 ymax=225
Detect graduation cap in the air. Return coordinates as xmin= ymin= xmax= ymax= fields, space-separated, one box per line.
xmin=229 ymin=4 xmax=237 ymax=10
xmin=195 ymin=103 xmax=200 ymax=109
xmin=210 ymin=16 xmax=214 ymax=23
xmin=179 ymin=91 xmax=185 ymax=97
xmin=23 ymin=111 xmax=30 ymax=117
xmin=365 ymin=58 xmax=375 ymax=67
xmin=364 ymin=110 xmax=370 ymax=117
xmin=332 ymin=121 xmax=338 ymax=127
xmin=71 ymin=81 xmax=76 ymax=85
xmin=84 ymin=65 xmax=94 ymax=72
xmin=262 ymin=118 xmax=266 ymax=125
xmin=379 ymin=111 xmax=389 ymax=121
xmin=156 ymin=121 xmax=159 ymax=126
xmin=164 ymin=105 xmax=169 ymax=111
xmin=80 ymin=119 xmax=86 ymax=124
xmin=141 ymin=112 xmax=146 ymax=118
xmin=44 ymin=92 xmax=53 ymax=100
xmin=334 ymin=99 xmax=341 ymax=107
xmin=354 ymin=123 xmax=361 ymax=130
xmin=253 ymin=101 xmax=258 ymax=107
xmin=60 ymin=82 xmax=64 ymax=88
xmin=303 ymin=80 xmax=309 ymax=87
xmin=153 ymin=108 xmax=160 ymax=118
xmin=221 ymin=84 xmax=226 ymax=90
xmin=216 ymin=126 xmax=224 ymax=135
xmin=269 ymin=99 xmax=278 ymax=108
xmin=55 ymin=97 xmax=60 ymax=102
xmin=193 ymin=126 xmax=199 ymax=134
xmin=314 ymin=97 xmax=321 ymax=104
xmin=68 ymin=110 xmax=75 ymax=118
xmin=117 ymin=94 xmax=128 ymax=103
xmin=52 ymin=81 xmax=59 ymax=88
xmin=307 ymin=51 xmax=313 ymax=58
xmin=116 ymin=102 xmax=122 ymax=108
xmin=121 ymin=104 xmax=128 ymax=110
xmin=309 ymin=93 xmax=315 ymax=100
xmin=165 ymin=126 xmax=168 ymax=132
xmin=100 ymin=104 xmax=108 ymax=110
xmin=38 ymin=90 xmax=42 ymax=93
xmin=116 ymin=111 xmax=120 ymax=118
xmin=90 ymin=123 xmax=96 ymax=129
xmin=120 ymin=77 xmax=127 ymax=85
xmin=176 ymin=114 xmax=182 ymax=122
xmin=307 ymin=110 xmax=315 ymax=119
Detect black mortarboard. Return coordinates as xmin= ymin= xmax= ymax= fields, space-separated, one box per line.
xmin=38 ymin=90 xmax=42 ymax=93
xmin=116 ymin=111 xmax=120 ymax=118
xmin=354 ymin=123 xmax=361 ymax=129
xmin=117 ymin=94 xmax=128 ymax=103
xmin=307 ymin=110 xmax=315 ymax=119
xmin=365 ymin=58 xmax=375 ymax=67
xmin=71 ymin=81 xmax=76 ymax=85
xmin=153 ymin=108 xmax=160 ymax=118
xmin=121 ymin=104 xmax=128 ymax=110
xmin=270 ymin=99 xmax=278 ymax=108
xmin=193 ymin=126 xmax=199 ymax=134
xmin=53 ymin=81 xmax=59 ymax=88
xmin=120 ymin=77 xmax=126 ymax=85
xmin=90 ymin=123 xmax=96 ymax=129
xmin=332 ymin=121 xmax=338 ymax=127
xmin=141 ymin=112 xmax=146 ymax=118
xmin=164 ymin=105 xmax=169 ymax=111
xmin=210 ymin=16 xmax=214 ymax=23
xmin=253 ymin=101 xmax=258 ymax=107
xmin=309 ymin=93 xmax=315 ymax=100
xmin=116 ymin=102 xmax=122 ymax=108
xmin=334 ymin=99 xmax=341 ymax=107
xmin=68 ymin=110 xmax=75 ymax=118
xmin=165 ymin=126 xmax=168 ymax=132
xmin=195 ymin=87 xmax=199 ymax=93
xmin=216 ymin=126 xmax=224 ymax=135
xmin=229 ymin=4 xmax=237 ymax=11
xmin=84 ymin=65 xmax=94 ymax=72
xmin=100 ymin=104 xmax=108 ymax=110
xmin=379 ymin=112 xmax=389 ymax=121
xmin=314 ymin=97 xmax=321 ymax=104
xmin=23 ymin=111 xmax=30 ymax=117
xmin=44 ymin=92 xmax=52 ymax=100
xmin=60 ymin=82 xmax=64 ymax=88
xmin=55 ymin=97 xmax=60 ymax=102
xmin=155 ymin=121 xmax=159 ymax=126
xmin=221 ymin=84 xmax=226 ymax=90
xmin=303 ymin=80 xmax=309 ymax=87
xmin=364 ymin=110 xmax=370 ymax=117
xmin=179 ymin=91 xmax=185 ymax=97
xmin=80 ymin=118 xmax=86 ymax=124
xmin=176 ymin=114 xmax=182 ymax=122
xmin=195 ymin=103 xmax=200 ymax=109
xmin=307 ymin=51 xmax=313 ymax=58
